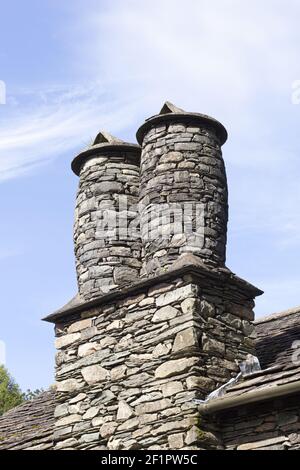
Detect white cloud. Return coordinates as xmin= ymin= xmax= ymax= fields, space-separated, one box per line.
xmin=0 ymin=248 xmax=21 ymax=261
xmin=3 ymin=0 xmax=300 ymax=182
xmin=1 ymin=0 xmax=300 ymax=268
xmin=73 ymin=0 xmax=300 ymax=111
xmin=74 ymin=0 xmax=300 ymax=246
xmin=0 ymin=83 xmax=143 ymax=181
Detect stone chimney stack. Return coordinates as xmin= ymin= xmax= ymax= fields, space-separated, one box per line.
xmin=72 ymin=132 xmax=141 ymax=301
xmin=46 ymin=106 xmax=263 ymax=451
xmin=137 ymin=102 xmax=228 ymax=277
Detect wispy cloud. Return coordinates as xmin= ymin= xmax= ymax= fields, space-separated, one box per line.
xmin=1 ymin=1 xmax=300 ymax=251
xmin=73 ymin=0 xmax=300 ymax=109
xmin=0 ymin=83 xmax=143 ymax=181
xmin=2 ymin=0 xmax=300 ymax=182
xmin=71 ymin=0 xmax=300 ymax=249
xmin=0 ymin=248 xmax=22 ymax=261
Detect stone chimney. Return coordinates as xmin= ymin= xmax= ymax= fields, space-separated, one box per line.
xmin=45 ymin=106 xmax=263 ymax=451
xmin=72 ymin=132 xmax=141 ymax=301
xmin=137 ymin=102 xmax=228 ymax=277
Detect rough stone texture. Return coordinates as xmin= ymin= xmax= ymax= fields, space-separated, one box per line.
xmin=217 ymin=394 xmax=300 ymax=450
xmin=138 ymin=108 xmax=228 ymax=277
xmin=73 ymin=133 xmax=141 ymax=301
xmin=53 ymin=274 xmax=257 ymax=450
xmin=0 ymin=391 xmax=55 ymax=450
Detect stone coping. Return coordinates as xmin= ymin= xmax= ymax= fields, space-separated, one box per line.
xmin=43 ymin=264 xmax=263 ymax=324
xmin=71 ymin=142 xmax=141 ymax=176
xmin=136 ymin=112 xmax=228 ymax=146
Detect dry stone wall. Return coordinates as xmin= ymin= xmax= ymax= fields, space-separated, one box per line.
xmin=53 ymin=274 xmax=256 ymax=450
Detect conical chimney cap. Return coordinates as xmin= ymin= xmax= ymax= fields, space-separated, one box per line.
xmin=72 ymin=130 xmax=140 ymax=176
xmin=159 ymin=101 xmax=185 ymax=114
xmin=136 ymin=101 xmax=228 ymax=146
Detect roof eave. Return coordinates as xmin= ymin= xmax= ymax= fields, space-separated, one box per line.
xmin=198 ymin=380 xmax=300 ymax=415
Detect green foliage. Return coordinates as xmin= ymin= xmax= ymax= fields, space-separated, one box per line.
xmin=22 ymin=388 xmax=44 ymax=401
xmin=0 ymin=366 xmax=24 ymax=415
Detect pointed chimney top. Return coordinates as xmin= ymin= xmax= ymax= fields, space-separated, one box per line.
xmin=159 ymin=101 xmax=185 ymax=115
xmin=72 ymin=130 xmax=140 ymax=176
xmin=136 ymin=101 xmax=228 ymax=146
xmin=92 ymin=131 xmax=124 ymax=146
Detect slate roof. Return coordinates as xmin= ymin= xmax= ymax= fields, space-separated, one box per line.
xmin=0 ymin=390 xmax=55 ymax=450
xmin=256 ymin=305 xmax=300 ymax=369
xmin=217 ymin=362 xmax=300 ymax=401
xmin=201 ymin=306 xmax=300 ymax=411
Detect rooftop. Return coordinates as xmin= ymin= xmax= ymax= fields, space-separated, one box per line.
xmin=1 ymin=305 xmax=300 ymax=448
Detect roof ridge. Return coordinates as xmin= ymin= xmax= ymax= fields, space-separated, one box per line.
xmin=255 ymin=305 xmax=300 ymax=325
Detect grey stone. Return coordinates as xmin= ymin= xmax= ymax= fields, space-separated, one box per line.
xmin=68 ymin=319 xmax=92 ymax=333
xmin=100 ymin=422 xmax=117 ymax=438
xmin=55 ymin=438 xmax=78 ymax=450
xmin=277 ymin=412 xmax=298 ymax=427
xmin=161 ymin=381 xmax=184 ymax=397
xmin=237 ymin=437 xmax=288 ymax=451
xmin=174 ymin=142 xmax=202 ymax=151
xmin=73 ymin=421 xmax=91 ymax=433
xmin=111 ymin=364 xmax=127 ymax=381
xmin=117 ymin=401 xmax=134 ymax=421
xmin=172 ymin=328 xmax=199 ymax=353
xmin=155 ymin=357 xmax=198 ymax=379
xmin=83 ymin=407 xmax=99 ymax=420
xmin=79 ymin=432 xmax=100 ymax=443
xmin=69 ymin=393 xmax=87 ymax=404
xmin=201 ymin=300 xmax=215 ymax=318
xmin=55 ymin=333 xmax=81 ymax=349
xmin=161 ymin=152 xmax=183 ymax=163
xmin=95 ymin=181 xmax=123 ymax=193
xmin=156 ymin=285 xmax=198 ymax=307
xmin=156 ymin=163 xmax=177 ymax=172
xmin=92 ymin=417 xmax=105 ymax=427
xmin=81 ymin=365 xmax=110 ymax=384
xmin=186 ymin=375 xmax=214 ymax=391
xmin=53 ymin=427 xmax=72 ymax=441
xmin=54 ymin=404 xmax=69 ymax=418
xmin=152 ymin=343 xmax=172 ymax=358
xmin=202 ymin=336 xmax=225 ymax=355
xmin=113 ymin=266 xmax=138 ymax=285
xmin=168 ymin=433 xmax=185 ymax=449
xmin=118 ymin=417 xmax=140 ymax=432
xmin=56 ymin=414 xmax=81 ymax=427
xmin=152 ymin=306 xmax=179 ymax=323
xmin=56 ymin=378 xmax=83 ymax=393
xmin=106 ymin=320 xmax=124 ymax=331
xmin=152 ymin=418 xmax=194 ymax=436
xmin=90 ymin=265 xmax=113 ymax=277
xmin=181 ymin=298 xmax=198 ymax=315
xmin=135 ymin=398 xmax=172 ymax=415
xmin=78 ymin=342 xmax=99 ymax=357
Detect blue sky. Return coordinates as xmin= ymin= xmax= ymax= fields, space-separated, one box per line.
xmin=0 ymin=0 xmax=300 ymax=391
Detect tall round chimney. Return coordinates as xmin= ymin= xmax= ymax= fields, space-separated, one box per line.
xmin=136 ymin=102 xmax=228 ymax=277
xmin=72 ymin=132 xmax=141 ymax=301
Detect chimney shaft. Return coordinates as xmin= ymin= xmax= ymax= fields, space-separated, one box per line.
xmin=137 ymin=103 xmax=228 ymax=277
xmin=72 ymin=132 xmax=141 ymax=301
